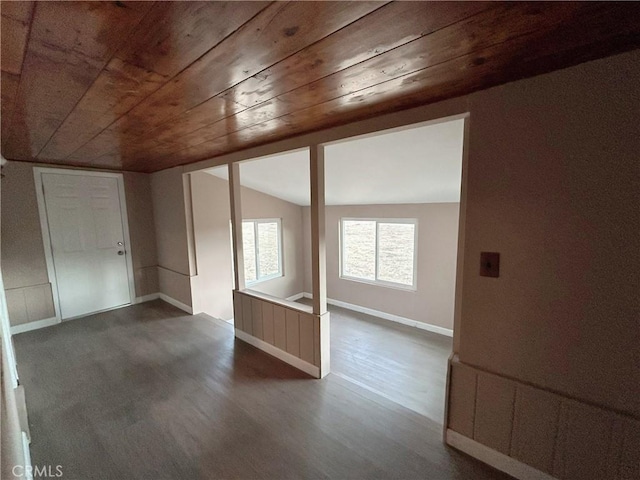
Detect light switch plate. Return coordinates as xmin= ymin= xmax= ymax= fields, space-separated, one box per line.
xmin=480 ymin=252 xmax=500 ymax=277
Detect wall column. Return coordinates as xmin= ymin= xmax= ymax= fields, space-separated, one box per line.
xmin=310 ymin=145 xmax=330 ymax=377
xmin=228 ymin=163 xmax=245 ymax=292
xmin=310 ymin=145 xmax=327 ymax=315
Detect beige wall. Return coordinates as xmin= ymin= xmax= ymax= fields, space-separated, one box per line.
xmin=150 ymin=166 xmax=192 ymax=307
xmin=123 ymin=172 xmax=158 ymax=297
xmin=1 ymin=173 xmax=30 ymax=479
xmin=442 ymin=50 xmax=639 ymax=477
xmin=1 ymin=161 xmax=158 ymax=325
xmin=190 ymin=171 xmax=305 ymax=319
xmin=459 ymin=50 xmax=639 ymax=419
xmin=1 ymin=161 xmax=55 ymax=325
xmin=190 ymin=172 xmax=234 ymax=319
xmin=303 ymin=203 xmax=460 ymax=330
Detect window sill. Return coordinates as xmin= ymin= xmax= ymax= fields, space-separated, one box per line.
xmin=339 ymin=275 xmax=417 ymax=292
xmin=245 ymin=273 xmax=283 ymax=287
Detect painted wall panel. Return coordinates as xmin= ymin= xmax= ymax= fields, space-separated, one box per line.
xmin=447 ymin=359 xmax=639 ymax=480
xmin=273 ymin=304 xmax=286 ymax=350
xmin=150 ymin=167 xmax=190 ymax=277
xmin=447 ymin=362 xmax=477 ymax=438
xmin=285 ymin=309 xmax=300 ymax=357
xmin=4 ymin=288 xmax=28 ymax=325
xmin=189 ymin=172 xmax=234 ymax=320
xmin=313 ymin=315 xmax=320 ymax=367
xmin=554 ymin=401 xmax=616 ymax=480
xmin=251 ymin=297 xmax=263 ymax=340
xmin=23 ymin=283 xmax=54 ymax=321
xmin=232 ymin=291 xmax=323 ymax=376
xmin=510 ymin=385 xmax=560 ymax=474
xmin=123 ymin=172 xmax=158 ymax=297
xmin=157 ymin=267 xmax=191 ymax=307
xmin=1 ymin=161 xmax=49 ymax=290
xmin=233 ymin=292 xmax=243 ymax=331
xmin=473 ymin=373 xmax=515 ymax=455
xmin=299 ymin=312 xmax=314 ymax=364
xmin=241 ymin=295 xmax=253 ymax=335
xmin=262 ymin=302 xmax=274 ymax=345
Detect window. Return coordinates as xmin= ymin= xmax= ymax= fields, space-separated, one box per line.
xmin=340 ymin=218 xmax=417 ymax=289
xmin=242 ymin=219 xmax=283 ymax=285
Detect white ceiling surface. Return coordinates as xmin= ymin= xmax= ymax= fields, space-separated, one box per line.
xmin=206 ymin=119 xmax=464 ymax=206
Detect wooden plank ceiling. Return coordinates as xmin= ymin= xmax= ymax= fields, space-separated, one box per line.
xmin=1 ymin=1 xmax=639 ymax=173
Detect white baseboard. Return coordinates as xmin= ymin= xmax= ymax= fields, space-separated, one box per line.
xmin=135 ymin=293 xmax=160 ymax=303
xmin=445 ymin=429 xmax=556 ymax=480
xmin=158 ymin=293 xmax=193 ymax=314
xmin=285 ymin=292 xmax=305 ymax=302
xmin=302 ymin=292 xmax=453 ymax=337
xmin=10 ymin=316 xmax=59 ymax=335
xmin=234 ymin=329 xmax=320 ymax=378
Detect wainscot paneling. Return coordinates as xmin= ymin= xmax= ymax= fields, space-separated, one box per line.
xmin=233 ymin=290 xmax=329 ymax=378
xmin=447 ymin=357 xmax=640 ymax=480
xmin=5 ymin=283 xmax=55 ymax=326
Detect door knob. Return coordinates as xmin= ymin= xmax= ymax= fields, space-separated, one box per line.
xmin=117 ymin=250 xmax=125 ymax=255
xmin=117 ymin=241 xmax=124 ymax=246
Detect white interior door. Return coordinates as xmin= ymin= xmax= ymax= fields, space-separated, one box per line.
xmin=42 ymin=173 xmax=131 ymax=319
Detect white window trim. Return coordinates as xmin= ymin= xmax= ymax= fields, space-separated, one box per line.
xmin=243 ymin=218 xmax=283 ymax=286
xmin=339 ymin=217 xmax=418 ymax=291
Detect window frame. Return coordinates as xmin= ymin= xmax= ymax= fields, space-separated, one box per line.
xmin=242 ymin=218 xmax=284 ymax=286
xmin=339 ymin=217 xmax=418 ymax=291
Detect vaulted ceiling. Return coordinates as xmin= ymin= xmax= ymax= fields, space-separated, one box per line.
xmin=1 ymin=1 xmax=639 ymax=173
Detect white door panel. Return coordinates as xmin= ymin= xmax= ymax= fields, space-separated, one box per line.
xmin=42 ymin=173 xmax=131 ymax=319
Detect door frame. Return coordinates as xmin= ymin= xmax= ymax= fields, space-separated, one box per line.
xmin=33 ymin=167 xmax=136 ymax=321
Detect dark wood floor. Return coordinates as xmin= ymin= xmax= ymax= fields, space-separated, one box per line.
xmin=324 ymin=302 xmax=452 ymax=424
xmin=14 ymin=300 xmax=510 ymax=480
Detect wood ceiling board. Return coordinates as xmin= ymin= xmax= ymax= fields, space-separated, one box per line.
xmin=220 ymin=1 xmax=492 ymax=108
xmin=83 ymin=1 xmax=487 ymax=163
xmin=146 ymin=96 xmax=248 ymax=146
xmin=1 ymin=71 xmax=20 ymax=141
xmin=1 ymin=1 xmax=152 ymax=159
xmin=2 ymin=1 xmax=639 ymax=172
xmin=0 ymin=1 xmax=33 ymax=24
xmin=66 ymin=0 xmax=384 ymax=164
xmin=138 ymin=1 xmax=489 ymax=153
xmin=140 ymin=2 xmax=590 ymax=167
xmin=0 ymin=1 xmax=33 ymax=142
xmin=37 ymin=58 xmax=166 ymax=160
xmin=147 ymin=2 xmax=640 ymax=172
xmin=0 ymin=1 xmax=33 ymax=75
xmin=116 ymin=1 xmax=270 ymax=78
xmin=279 ymin=18 xmax=640 ymax=136
xmin=37 ymin=1 xmax=267 ymax=161
xmin=271 ymin=2 xmax=588 ymax=113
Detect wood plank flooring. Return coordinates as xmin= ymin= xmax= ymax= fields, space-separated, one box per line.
xmin=13 ymin=300 xmax=510 ymax=480
xmin=323 ymin=302 xmax=452 ymax=424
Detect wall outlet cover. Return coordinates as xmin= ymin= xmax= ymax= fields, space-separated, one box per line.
xmin=480 ymin=252 xmax=500 ymax=278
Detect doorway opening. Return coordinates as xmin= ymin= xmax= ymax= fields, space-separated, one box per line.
xmin=189 ymin=148 xmax=311 ymax=325
xmin=314 ymin=116 xmax=466 ymax=424
xmin=33 ymin=168 xmax=136 ymax=321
